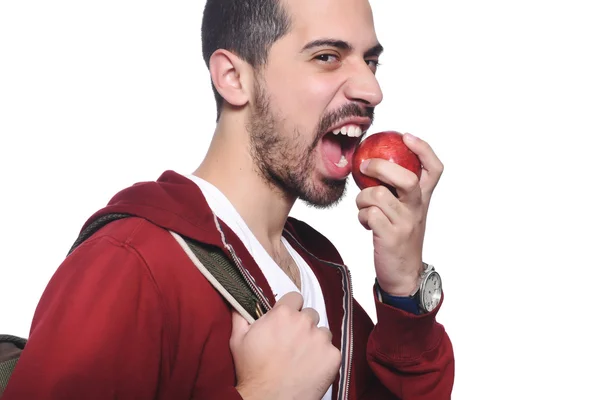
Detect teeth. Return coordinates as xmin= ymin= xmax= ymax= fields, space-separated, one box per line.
xmin=331 ymin=124 xmax=363 ymax=137
xmin=335 ymin=154 xmax=348 ymax=168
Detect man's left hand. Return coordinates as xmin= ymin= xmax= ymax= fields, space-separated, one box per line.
xmin=356 ymin=133 xmax=444 ymax=297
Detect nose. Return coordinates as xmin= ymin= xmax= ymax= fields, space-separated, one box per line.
xmin=343 ymin=62 xmax=384 ymax=107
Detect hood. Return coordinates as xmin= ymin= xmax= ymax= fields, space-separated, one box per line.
xmin=82 ymin=170 xmax=226 ymax=249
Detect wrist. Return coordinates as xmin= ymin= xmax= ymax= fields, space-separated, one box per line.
xmin=379 ymin=263 xmax=443 ymax=315
xmin=377 ymin=270 xmax=422 ymax=297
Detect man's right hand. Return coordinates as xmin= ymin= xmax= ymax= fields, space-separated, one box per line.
xmin=229 ymin=292 xmax=341 ymax=400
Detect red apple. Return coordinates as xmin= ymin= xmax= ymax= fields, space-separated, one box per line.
xmin=352 ymin=131 xmax=422 ymax=192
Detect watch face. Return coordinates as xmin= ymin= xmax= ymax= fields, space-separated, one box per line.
xmin=422 ymin=272 xmax=442 ymax=312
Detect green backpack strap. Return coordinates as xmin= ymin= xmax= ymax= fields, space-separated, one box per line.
xmin=67 ymin=213 xmax=132 ymax=256
xmin=169 ymin=231 xmax=268 ymax=323
xmin=0 ymin=335 xmax=26 ymax=397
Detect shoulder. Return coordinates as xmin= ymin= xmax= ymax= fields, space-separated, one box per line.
xmin=57 ymin=215 xmax=231 ymax=332
xmin=56 ymin=217 xmax=169 ymax=295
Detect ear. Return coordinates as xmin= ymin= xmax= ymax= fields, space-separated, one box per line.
xmin=209 ymin=49 xmax=252 ymax=108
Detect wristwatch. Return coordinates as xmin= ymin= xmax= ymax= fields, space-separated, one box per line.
xmin=413 ymin=263 xmax=443 ymax=313
xmin=378 ymin=262 xmax=443 ymax=314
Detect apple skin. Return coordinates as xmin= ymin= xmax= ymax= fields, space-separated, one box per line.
xmin=351 ymin=131 xmax=422 ymax=192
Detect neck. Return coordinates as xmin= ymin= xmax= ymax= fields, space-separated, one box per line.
xmin=193 ymin=113 xmax=295 ymax=251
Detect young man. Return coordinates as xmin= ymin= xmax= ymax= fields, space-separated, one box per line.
xmin=3 ymin=0 xmax=454 ymax=398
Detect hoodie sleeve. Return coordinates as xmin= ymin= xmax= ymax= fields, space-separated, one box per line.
xmin=363 ymin=286 xmax=455 ymax=399
xmin=2 ymin=234 xmax=243 ymax=400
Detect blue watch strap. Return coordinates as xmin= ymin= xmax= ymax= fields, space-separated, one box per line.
xmin=376 ymin=281 xmax=422 ymax=315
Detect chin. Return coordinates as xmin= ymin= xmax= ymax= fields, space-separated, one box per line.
xmin=299 ymin=177 xmax=347 ymax=209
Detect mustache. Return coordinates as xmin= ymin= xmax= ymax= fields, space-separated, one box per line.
xmin=318 ymin=103 xmax=375 ymax=135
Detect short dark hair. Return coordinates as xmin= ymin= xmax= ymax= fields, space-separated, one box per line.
xmin=201 ymin=0 xmax=292 ymax=120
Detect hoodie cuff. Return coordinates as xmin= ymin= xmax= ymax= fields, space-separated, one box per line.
xmin=370 ymin=284 xmax=445 ymax=360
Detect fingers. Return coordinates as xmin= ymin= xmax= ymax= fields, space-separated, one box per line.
xmin=274 ymin=291 xmax=304 ymax=311
xmin=274 ymin=292 xmax=320 ymax=326
xmin=360 ymin=158 xmax=421 ymax=200
xmin=357 ymin=204 xmax=392 ymax=232
xmin=358 ymin=133 xmax=443 ymax=197
xmin=301 ymin=307 xmax=321 ymax=326
xmin=402 ymin=133 xmax=444 ymax=193
xmin=402 ymin=133 xmax=443 ymax=176
xmin=356 ymin=185 xmax=409 ymax=226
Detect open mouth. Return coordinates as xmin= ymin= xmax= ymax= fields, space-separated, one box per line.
xmin=321 ymin=124 xmax=365 ymax=171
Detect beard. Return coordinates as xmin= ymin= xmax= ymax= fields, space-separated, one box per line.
xmin=247 ymin=80 xmax=374 ymax=209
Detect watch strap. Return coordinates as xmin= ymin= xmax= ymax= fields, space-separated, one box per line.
xmin=375 ymin=280 xmax=422 ymax=315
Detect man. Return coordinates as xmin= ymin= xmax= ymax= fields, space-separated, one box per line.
xmin=3 ymin=0 xmax=454 ymax=398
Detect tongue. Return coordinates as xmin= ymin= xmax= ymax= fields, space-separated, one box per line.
xmin=322 ymin=134 xmax=343 ymax=166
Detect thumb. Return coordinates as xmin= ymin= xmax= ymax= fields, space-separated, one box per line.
xmin=230 ymin=311 xmax=250 ymax=350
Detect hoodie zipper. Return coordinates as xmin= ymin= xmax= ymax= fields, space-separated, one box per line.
xmin=224 ymin=243 xmax=272 ymax=315
xmin=283 ymin=230 xmax=354 ymax=400
xmin=340 ymin=265 xmax=354 ymax=400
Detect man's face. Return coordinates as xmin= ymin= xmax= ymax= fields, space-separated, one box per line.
xmin=248 ymin=0 xmax=383 ymax=208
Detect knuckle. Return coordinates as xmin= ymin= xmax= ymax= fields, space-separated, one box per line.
xmin=316 ymin=327 xmax=332 ymax=342
xmin=299 ymin=309 xmax=316 ymax=326
xmin=406 ymin=175 xmax=420 ymax=190
xmin=276 ymin=304 xmax=295 ymax=320
xmin=372 ymin=186 xmax=389 ymax=201
xmin=355 ymin=193 xmax=363 ymax=207
xmin=328 ymin=347 xmax=342 ymax=366
xmin=367 ymin=207 xmax=380 ymax=220
xmin=288 ymin=291 xmax=303 ymax=303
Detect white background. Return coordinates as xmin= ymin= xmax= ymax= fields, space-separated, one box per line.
xmin=1 ymin=1 xmax=599 ymax=399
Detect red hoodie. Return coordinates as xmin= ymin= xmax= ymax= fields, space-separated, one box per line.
xmin=3 ymin=171 xmax=454 ymax=399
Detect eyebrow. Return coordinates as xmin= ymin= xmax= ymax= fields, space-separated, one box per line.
xmin=301 ymin=38 xmax=384 ymax=58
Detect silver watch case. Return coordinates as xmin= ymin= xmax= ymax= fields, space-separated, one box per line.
xmin=418 ymin=263 xmax=442 ymax=313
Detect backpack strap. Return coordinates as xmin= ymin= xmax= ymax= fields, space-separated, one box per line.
xmin=67 ymin=213 xmax=132 ymax=255
xmin=0 ymin=335 xmax=26 ymax=396
xmin=170 ymin=232 xmax=266 ymax=323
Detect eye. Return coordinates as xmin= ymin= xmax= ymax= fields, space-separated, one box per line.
xmin=315 ymin=53 xmax=340 ymax=64
xmin=366 ymin=59 xmax=381 ymax=72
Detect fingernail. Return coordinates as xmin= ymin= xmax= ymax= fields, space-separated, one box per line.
xmin=360 ymin=159 xmax=371 ymax=173
xmin=404 ymin=133 xmax=417 ymax=142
